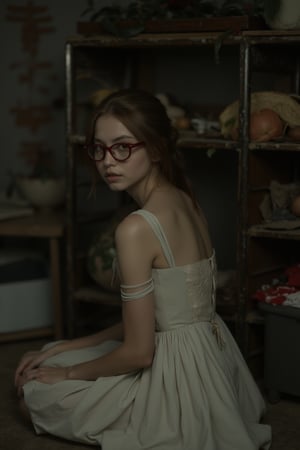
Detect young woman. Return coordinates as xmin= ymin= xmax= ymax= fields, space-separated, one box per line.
xmin=15 ymin=89 xmax=271 ymax=449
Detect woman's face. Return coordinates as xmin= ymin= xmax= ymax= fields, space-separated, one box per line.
xmin=94 ymin=114 xmax=154 ymax=194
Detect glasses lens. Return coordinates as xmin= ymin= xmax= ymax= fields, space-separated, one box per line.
xmin=111 ymin=143 xmax=131 ymax=161
xmin=89 ymin=144 xmax=105 ymax=160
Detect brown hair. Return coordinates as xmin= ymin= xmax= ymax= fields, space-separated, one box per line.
xmin=86 ymin=89 xmax=197 ymax=205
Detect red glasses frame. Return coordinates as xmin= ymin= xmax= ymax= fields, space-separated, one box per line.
xmin=85 ymin=141 xmax=145 ymax=162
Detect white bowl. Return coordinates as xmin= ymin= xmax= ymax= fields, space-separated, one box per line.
xmin=16 ymin=176 xmax=66 ymax=209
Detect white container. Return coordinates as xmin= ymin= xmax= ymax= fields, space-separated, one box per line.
xmin=0 ymin=278 xmax=53 ymax=332
xmin=16 ymin=176 xmax=66 ymax=210
xmin=266 ymin=0 xmax=300 ymax=30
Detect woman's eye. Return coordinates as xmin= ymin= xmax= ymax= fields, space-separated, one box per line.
xmin=115 ymin=143 xmax=128 ymax=151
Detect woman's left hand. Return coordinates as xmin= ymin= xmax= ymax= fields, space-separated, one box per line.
xmin=20 ymin=366 xmax=69 ymax=386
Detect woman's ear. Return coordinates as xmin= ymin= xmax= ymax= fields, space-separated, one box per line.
xmin=150 ymin=143 xmax=163 ymax=163
xmin=149 ymin=148 xmax=160 ymax=163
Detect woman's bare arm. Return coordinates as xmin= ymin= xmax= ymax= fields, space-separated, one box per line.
xmin=15 ymin=322 xmax=124 ymax=387
xmin=66 ymin=214 xmax=156 ymax=379
xmin=21 ymin=214 xmax=156 ymax=384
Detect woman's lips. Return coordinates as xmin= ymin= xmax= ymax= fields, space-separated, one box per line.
xmin=105 ymin=173 xmax=121 ymax=183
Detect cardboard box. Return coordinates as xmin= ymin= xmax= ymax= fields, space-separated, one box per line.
xmin=259 ymin=302 xmax=300 ymax=402
xmin=0 ymin=278 xmax=53 ymax=332
xmin=0 ymin=250 xmax=53 ymax=333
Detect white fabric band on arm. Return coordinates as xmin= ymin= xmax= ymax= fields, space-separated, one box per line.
xmin=120 ymin=278 xmax=154 ymax=301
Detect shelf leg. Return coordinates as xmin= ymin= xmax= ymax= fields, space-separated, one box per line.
xmin=49 ymin=237 xmax=63 ymax=339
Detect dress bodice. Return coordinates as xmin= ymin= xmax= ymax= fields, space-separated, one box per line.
xmin=152 ymin=256 xmax=216 ymax=331
xmin=131 ymin=210 xmax=217 ymax=332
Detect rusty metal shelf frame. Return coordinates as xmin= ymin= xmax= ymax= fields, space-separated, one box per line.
xmin=65 ymin=41 xmax=77 ymax=337
xmin=234 ymin=37 xmax=252 ymax=352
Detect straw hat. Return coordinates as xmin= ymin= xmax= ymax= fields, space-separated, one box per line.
xmin=219 ymin=91 xmax=300 ymax=137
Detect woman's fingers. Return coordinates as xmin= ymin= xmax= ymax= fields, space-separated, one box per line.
xmin=15 ymin=360 xmax=32 ymax=385
xmin=16 ymin=374 xmax=26 ymax=397
xmin=22 ymin=366 xmax=68 ymax=384
xmin=14 ymin=351 xmax=45 ymax=385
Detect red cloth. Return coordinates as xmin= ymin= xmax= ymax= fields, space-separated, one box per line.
xmin=253 ymin=285 xmax=297 ymax=305
xmin=285 ymin=264 xmax=300 ymax=288
xmin=253 ymin=263 xmax=300 ymax=304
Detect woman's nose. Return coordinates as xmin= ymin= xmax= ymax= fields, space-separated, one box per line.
xmin=103 ymin=150 xmax=115 ymax=166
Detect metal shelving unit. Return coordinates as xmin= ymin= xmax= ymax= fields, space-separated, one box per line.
xmin=65 ymin=29 xmax=300 ymax=373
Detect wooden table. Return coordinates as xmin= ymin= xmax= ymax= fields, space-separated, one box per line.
xmin=0 ymin=211 xmax=65 ymax=342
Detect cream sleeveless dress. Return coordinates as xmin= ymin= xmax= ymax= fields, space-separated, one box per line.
xmin=23 ymin=209 xmax=271 ymax=450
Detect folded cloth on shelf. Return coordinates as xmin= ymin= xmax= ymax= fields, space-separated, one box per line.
xmin=253 ymin=285 xmax=298 ymax=305
xmin=283 ymin=291 xmax=300 ymax=308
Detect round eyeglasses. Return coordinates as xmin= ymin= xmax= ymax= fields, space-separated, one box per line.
xmin=85 ymin=141 xmax=145 ymax=162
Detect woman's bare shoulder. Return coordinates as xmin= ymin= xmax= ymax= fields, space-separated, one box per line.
xmin=115 ymin=211 xmax=152 ymax=244
xmin=115 ymin=212 xmax=158 ymax=275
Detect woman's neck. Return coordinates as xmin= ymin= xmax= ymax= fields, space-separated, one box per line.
xmin=127 ymin=173 xmax=169 ymax=207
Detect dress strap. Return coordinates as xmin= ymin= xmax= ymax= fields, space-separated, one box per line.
xmin=131 ymin=210 xmax=176 ymax=268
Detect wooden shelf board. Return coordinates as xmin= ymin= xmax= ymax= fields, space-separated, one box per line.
xmin=69 ymin=134 xmax=300 ymax=153
xmin=0 ymin=211 xmax=65 ymax=238
xmin=248 ymin=225 xmax=300 ymax=240
xmin=69 ymin=132 xmax=239 ymax=151
xmin=0 ymin=326 xmax=53 ymax=343
xmin=77 ymin=16 xmax=265 ymax=36
xmin=68 ymin=31 xmax=241 ymax=48
xmin=71 ymin=25 xmax=300 ymax=48
xmin=73 ymin=286 xmax=121 ymax=306
xmin=178 ymin=135 xmax=238 ymax=150
xmin=249 ymin=141 xmax=300 ymax=151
